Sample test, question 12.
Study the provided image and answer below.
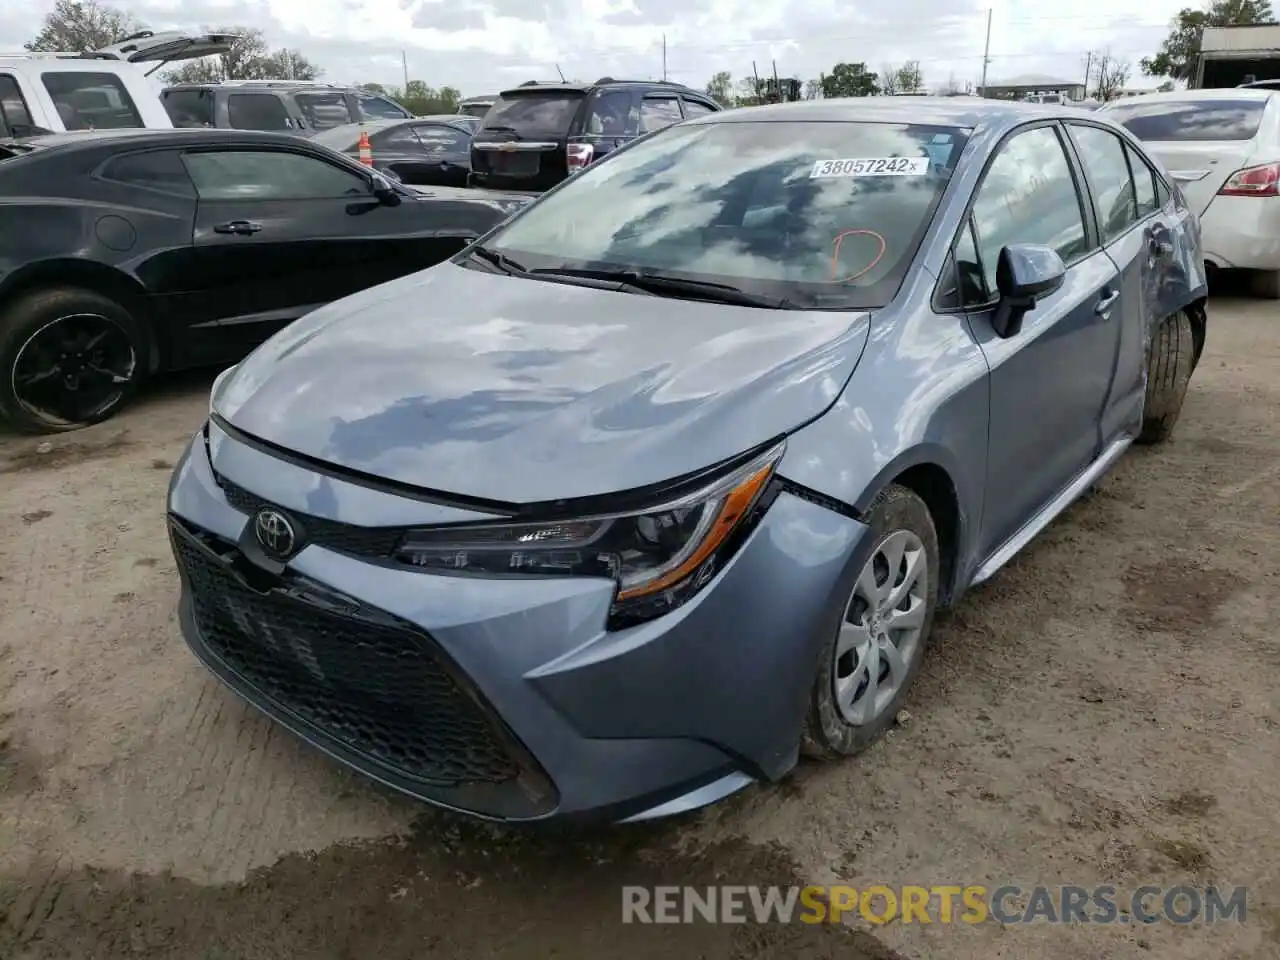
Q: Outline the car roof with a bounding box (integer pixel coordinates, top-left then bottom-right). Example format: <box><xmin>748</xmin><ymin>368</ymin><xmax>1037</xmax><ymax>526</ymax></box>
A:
<box><xmin>685</xmin><ymin>95</ymin><xmax>1089</xmax><ymax>133</ymax></box>
<box><xmin>2</xmin><ymin>127</ymin><xmax>315</xmax><ymax>152</ymax></box>
<box><xmin>496</xmin><ymin>79</ymin><xmax>703</xmax><ymax>97</ymax></box>
<box><xmin>1099</xmin><ymin>88</ymin><xmax>1277</xmax><ymax>106</ymax></box>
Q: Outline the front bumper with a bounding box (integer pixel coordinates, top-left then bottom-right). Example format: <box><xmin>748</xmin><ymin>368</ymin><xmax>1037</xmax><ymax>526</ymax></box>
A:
<box><xmin>167</xmin><ymin>421</ymin><xmax>868</xmax><ymax>823</ymax></box>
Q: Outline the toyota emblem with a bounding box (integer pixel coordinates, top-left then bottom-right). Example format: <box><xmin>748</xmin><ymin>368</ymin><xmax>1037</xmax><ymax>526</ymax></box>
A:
<box><xmin>253</xmin><ymin>508</ymin><xmax>297</xmax><ymax>558</ymax></box>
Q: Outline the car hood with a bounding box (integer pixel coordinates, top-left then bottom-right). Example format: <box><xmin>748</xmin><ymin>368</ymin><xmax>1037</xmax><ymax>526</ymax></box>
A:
<box><xmin>215</xmin><ymin>263</ymin><xmax>870</xmax><ymax>504</ymax></box>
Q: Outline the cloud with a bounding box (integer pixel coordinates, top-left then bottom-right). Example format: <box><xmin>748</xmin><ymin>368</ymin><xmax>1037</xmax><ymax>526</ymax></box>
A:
<box><xmin>4</xmin><ymin>0</ymin><xmax>1189</xmax><ymax>96</ymax></box>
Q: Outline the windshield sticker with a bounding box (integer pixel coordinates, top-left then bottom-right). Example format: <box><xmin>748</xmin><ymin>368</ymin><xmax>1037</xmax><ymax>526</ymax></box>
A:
<box><xmin>809</xmin><ymin>157</ymin><xmax>930</xmax><ymax>178</ymax></box>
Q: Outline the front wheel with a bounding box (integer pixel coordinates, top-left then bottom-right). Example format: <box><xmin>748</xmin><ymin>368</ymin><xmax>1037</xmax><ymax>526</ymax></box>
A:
<box><xmin>801</xmin><ymin>484</ymin><xmax>939</xmax><ymax>760</ymax></box>
<box><xmin>0</xmin><ymin>287</ymin><xmax>143</xmax><ymax>434</ymax></box>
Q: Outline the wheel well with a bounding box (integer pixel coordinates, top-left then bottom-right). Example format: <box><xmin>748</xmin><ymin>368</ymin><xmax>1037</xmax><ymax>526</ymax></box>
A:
<box><xmin>893</xmin><ymin>463</ymin><xmax>961</xmax><ymax>606</ymax></box>
<box><xmin>1185</xmin><ymin>296</ymin><xmax>1207</xmax><ymax>368</ymax></box>
<box><xmin>0</xmin><ymin>260</ymin><xmax>158</xmax><ymax>372</ymax></box>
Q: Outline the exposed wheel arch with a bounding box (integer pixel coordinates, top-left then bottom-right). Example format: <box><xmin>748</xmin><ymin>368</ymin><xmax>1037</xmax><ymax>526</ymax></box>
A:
<box><xmin>0</xmin><ymin>260</ymin><xmax>157</xmax><ymax>373</ymax></box>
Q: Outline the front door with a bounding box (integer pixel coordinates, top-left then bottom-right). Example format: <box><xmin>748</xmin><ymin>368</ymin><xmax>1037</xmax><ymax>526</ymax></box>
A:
<box><xmin>961</xmin><ymin>123</ymin><xmax>1124</xmax><ymax>560</ymax></box>
<box><xmin>180</xmin><ymin>146</ymin><xmax>463</xmax><ymax>357</ymax></box>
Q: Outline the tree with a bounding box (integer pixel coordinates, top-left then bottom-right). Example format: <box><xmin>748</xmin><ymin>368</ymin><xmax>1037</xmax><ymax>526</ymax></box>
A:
<box><xmin>26</xmin><ymin>0</ymin><xmax>140</xmax><ymax>53</ymax></box>
<box><xmin>1142</xmin><ymin>0</ymin><xmax>1273</xmax><ymax>81</ymax></box>
<box><xmin>383</xmin><ymin>82</ymin><xmax>462</xmax><ymax>114</ymax></box>
<box><xmin>936</xmin><ymin>72</ymin><xmax>963</xmax><ymax>95</ymax></box>
<box><xmin>1090</xmin><ymin>50</ymin><xmax>1132</xmax><ymax>100</ymax></box>
<box><xmin>162</xmin><ymin>26</ymin><xmax>321</xmax><ymax>84</ymax></box>
<box><xmin>705</xmin><ymin>71</ymin><xmax>735</xmax><ymax>107</ymax></box>
<box><xmin>895</xmin><ymin>61</ymin><xmax>924</xmax><ymax>94</ymax></box>
<box><xmin>735</xmin><ymin>76</ymin><xmax>763</xmax><ymax>106</ymax></box>
<box><xmin>821</xmin><ymin>62</ymin><xmax>879</xmax><ymax>98</ymax></box>
<box><xmin>879</xmin><ymin>64</ymin><xmax>899</xmax><ymax>95</ymax></box>
<box><xmin>1157</xmin><ymin>79</ymin><xmax>1177</xmax><ymax>91</ymax></box>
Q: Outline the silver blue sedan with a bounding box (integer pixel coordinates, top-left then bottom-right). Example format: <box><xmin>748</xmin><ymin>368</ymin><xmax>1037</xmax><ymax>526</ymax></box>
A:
<box><xmin>169</xmin><ymin>97</ymin><xmax>1208</xmax><ymax>823</ymax></box>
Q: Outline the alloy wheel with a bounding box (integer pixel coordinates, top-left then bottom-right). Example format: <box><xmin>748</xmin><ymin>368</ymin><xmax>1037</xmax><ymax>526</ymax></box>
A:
<box><xmin>834</xmin><ymin>529</ymin><xmax>929</xmax><ymax>726</ymax></box>
<box><xmin>10</xmin><ymin>313</ymin><xmax>137</xmax><ymax>429</ymax></box>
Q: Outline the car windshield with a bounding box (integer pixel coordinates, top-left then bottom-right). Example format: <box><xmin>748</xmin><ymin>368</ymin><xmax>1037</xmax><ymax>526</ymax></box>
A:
<box><xmin>479</xmin><ymin>92</ymin><xmax>584</xmax><ymax>138</ymax></box>
<box><xmin>1104</xmin><ymin>99</ymin><xmax>1267</xmax><ymax>141</ymax></box>
<box><xmin>484</xmin><ymin>120</ymin><xmax>969</xmax><ymax>309</ymax></box>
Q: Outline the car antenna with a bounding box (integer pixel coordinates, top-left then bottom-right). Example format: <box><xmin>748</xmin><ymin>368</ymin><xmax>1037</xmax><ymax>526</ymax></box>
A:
<box><xmin>555</xmin><ymin>63</ymin><xmax>566</xmax><ymax>82</ymax></box>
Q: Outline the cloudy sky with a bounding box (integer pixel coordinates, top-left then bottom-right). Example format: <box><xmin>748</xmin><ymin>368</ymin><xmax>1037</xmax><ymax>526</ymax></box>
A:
<box><xmin>3</xmin><ymin>0</ymin><xmax>1190</xmax><ymax>96</ymax></box>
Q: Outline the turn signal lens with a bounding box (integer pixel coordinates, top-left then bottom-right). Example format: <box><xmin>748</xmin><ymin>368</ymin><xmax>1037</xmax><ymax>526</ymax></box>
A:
<box><xmin>1218</xmin><ymin>161</ymin><xmax>1280</xmax><ymax>197</ymax></box>
<box><xmin>396</xmin><ymin>441</ymin><xmax>785</xmax><ymax>628</ymax></box>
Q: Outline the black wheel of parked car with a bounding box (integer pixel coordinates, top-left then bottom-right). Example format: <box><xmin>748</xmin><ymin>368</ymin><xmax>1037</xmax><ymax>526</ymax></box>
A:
<box><xmin>1136</xmin><ymin>309</ymin><xmax>1195</xmax><ymax>446</ymax></box>
<box><xmin>801</xmin><ymin>484</ymin><xmax>939</xmax><ymax>761</ymax></box>
<box><xmin>0</xmin><ymin>287</ymin><xmax>144</xmax><ymax>435</ymax></box>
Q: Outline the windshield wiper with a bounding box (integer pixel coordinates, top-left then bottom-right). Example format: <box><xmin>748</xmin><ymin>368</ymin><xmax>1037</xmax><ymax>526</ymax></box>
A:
<box><xmin>467</xmin><ymin>245</ymin><xmax>527</xmax><ymax>275</ymax></box>
<box><xmin>528</xmin><ymin>267</ymin><xmax>791</xmax><ymax>308</ymax></box>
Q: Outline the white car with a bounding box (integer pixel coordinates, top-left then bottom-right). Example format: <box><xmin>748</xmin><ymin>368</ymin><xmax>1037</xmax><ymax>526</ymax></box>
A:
<box><xmin>0</xmin><ymin>31</ymin><xmax>234</xmax><ymax>136</ymax></box>
<box><xmin>1100</xmin><ymin>88</ymin><xmax>1280</xmax><ymax>297</ymax></box>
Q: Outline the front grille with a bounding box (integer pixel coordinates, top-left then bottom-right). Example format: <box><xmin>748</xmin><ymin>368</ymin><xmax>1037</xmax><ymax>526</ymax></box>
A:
<box><xmin>215</xmin><ymin>472</ymin><xmax>405</xmax><ymax>558</ymax></box>
<box><xmin>171</xmin><ymin>521</ymin><xmax>524</xmax><ymax>789</ymax></box>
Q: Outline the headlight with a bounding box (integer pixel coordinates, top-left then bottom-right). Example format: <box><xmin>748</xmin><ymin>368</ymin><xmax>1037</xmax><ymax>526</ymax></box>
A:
<box><xmin>209</xmin><ymin>364</ymin><xmax>237</xmax><ymax>417</ymax></box>
<box><xmin>396</xmin><ymin>441</ymin><xmax>784</xmax><ymax>628</ymax></box>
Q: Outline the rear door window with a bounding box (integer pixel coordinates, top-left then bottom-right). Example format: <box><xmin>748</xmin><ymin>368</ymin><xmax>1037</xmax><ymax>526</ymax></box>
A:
<box><xmin>228</xmin><ymin>93</ymin><xmax>292</xmax><ymax>131</ymax></box>
<box><xmin>162</xmin><ymin>89</ymin><xmax>214</xmax><ymax>127</ymax></box>
<box><xmin>413</xmin><ymin>124</ymin><xmax>468</xmax><ymax>152</ymax></box>
<box><xmin>370</xmin><ymin>124</ymin><xmax>422</xmax><ymax>151</ymax></box>
<box><xmin>100</xmin><ymin>150</ymin><xmax>196</xmax><ymax>197</ymax></box>
<box><xmin>41</xmin><ymin>72</ymin><xmax>142</xmax><ymax>130</ymax></box>
<box><xmin>585</xmin><ymin>90</ymin><xmax>636</xmax><ymax>135</ymax></box>
<box><xmin>1105</xmin><ymin>99</ymin><xmax>1267</xmax><ymax>141</ymax></box>
<box><xmin>295</xmin><ymin>92</ymin><xmax>355</xmax><ymax>130</ymax></box>
<box><xmin>1124</xmin><ymin>141</ymin><xmax>1160</xmax><ymax>217</ymax></box>
<box><xmin>639</xmin><ymin>96</ymin><xmax>683</xmax><ymax>133</ymax></box>
<box><xmin>359</xmin><ymin>94</ymin><xmax>411</xmax><ymax>120</ymax></box>
<box><xmin>1068</xmin><ymin>124</ymin><xmax>1139</xmax><ymax>243</ymax></box>
<box><xmin>479</xmin><ymin>92</ymin><xmax>584</xmax><ymax>138</ymax></box>
<box><xmin>0</xmin><ymin>74</ymin><xmax>34</xmax><ymax>136</ymax></box>
<box><xmin>681</xmin><ymin>98</ymin><xmax>716</xmax><ymax>118</ymax></box>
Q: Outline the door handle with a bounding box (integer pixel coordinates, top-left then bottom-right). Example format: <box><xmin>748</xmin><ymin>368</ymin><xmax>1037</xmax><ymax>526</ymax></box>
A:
<box><xmin>213</xmin><ymin>220</ymin><xmax>262</xmax><ymax>235</ymax></box>
<box><xmin>1094</xmin><ymin>288</ymin><xmax>1121</xmax><ymax>315</ymax></box>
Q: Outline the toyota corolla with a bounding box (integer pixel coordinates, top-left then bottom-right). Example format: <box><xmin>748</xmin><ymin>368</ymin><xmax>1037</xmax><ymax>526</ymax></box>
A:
<box><xmin>168</xmin><ymin>98</ymin><xmax>1207</xmax><ymax>823</ymax></box>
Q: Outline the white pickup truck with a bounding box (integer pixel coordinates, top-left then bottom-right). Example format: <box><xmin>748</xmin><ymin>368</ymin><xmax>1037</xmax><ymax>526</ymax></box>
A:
<box><xmin>0</xmin><ymin>31</ymin><xmax>234</xmax><ymax>136</ymax></box>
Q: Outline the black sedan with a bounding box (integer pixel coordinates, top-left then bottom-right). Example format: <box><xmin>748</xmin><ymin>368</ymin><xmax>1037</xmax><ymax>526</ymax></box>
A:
<box><xmin>311</xmin><ymin>116</ymin><xmax>474</xmax><ymax>188</ymax></box>
<box><xmin>0</xmin><ymin>128</ymin><xmax>530</xmax><ymax>433</ymax></box>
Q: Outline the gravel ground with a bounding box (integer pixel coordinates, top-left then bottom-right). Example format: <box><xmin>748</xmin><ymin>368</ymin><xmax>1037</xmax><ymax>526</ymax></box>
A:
<box><xmin>1</xmin><ymin>297</ymin><xmax>1277</xmax><ymax>960</ymax></box>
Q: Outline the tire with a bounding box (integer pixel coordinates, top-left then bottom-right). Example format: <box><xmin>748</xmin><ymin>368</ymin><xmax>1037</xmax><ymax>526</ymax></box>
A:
<box><xmin>0</xmin><ymin>287</ymin><xmax>144</xmax><ymax>435</ymax></box>
<box><xmin>1136</xmin><ymin>309</ymin><xmax>1194</xmax><ymax>446</ymax></box>
<box><xmin>801</xmin><ymin>484</ymin><xmax>940</xmax><ymax>761</ymax></box>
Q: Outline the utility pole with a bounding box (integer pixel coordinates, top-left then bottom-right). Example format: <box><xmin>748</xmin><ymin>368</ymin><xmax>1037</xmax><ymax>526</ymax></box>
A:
<box><xmin>1083</xmin><ymin>51</ymin><xmax>1094</xmax><ymax>98</ymax></box>
<box><xmin>979</xmin><ymin>8</ymin><xmax>992</xmax><ymax>97</ymax></box>
<box><xmin>662</xmin><ymin>34</ymin><xmax>667</xmax><ymax>81</ymax></box>
<box><xmin>401</xmin><ymin>50</ymin><xmax>409</xmax><ymax>89</ymax></box>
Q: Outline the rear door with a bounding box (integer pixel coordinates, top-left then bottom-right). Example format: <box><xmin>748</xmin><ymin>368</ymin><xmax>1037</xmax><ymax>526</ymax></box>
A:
<box><xmin>179</xmin><ymin>145</ymin><xmax>465</xmax><ymax>354</ymax></box>
<box><xmin>470</xmin><ymin>87</ymin><xmax>586</xmax><ymax>190</ymax></box>
<box><xmin>410</xmin><ymin>122</ymin><xmax>470</xmax><ymax>186</ymax></box>
<box><xmin>638</xmin><ymin>93</ymin><xmax>684</xmax><ymax>135</ymax></box>
<box><xmin>1103</xmin><ymin>96</ymin><xmax>1272</xmax><ymax>215</ymax></box>
<box><xmin>577</xmin><ymin>88</ymin><xmax>637</xmax><ymax>167</ymax></box>
<box><xmin>225</xmin><ymin>92</ymin><xmax>299</xmax><ymax>133</ymax></box>
<box><xmin>0</xmin><ymin>72</ymin><xmax>41</xmax><ymax>136</ymax></box>
<box><xmin>1065</xmin><ymin>121</ymin><xmax>1169</xmax><ymax>443</ymax></box>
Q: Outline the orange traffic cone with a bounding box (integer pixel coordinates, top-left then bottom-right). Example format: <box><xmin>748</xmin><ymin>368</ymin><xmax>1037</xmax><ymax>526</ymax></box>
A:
<box><xmin>357</xmin><ymin>128</ymin><xmax>373</xmax><ymax>167</ymax></box>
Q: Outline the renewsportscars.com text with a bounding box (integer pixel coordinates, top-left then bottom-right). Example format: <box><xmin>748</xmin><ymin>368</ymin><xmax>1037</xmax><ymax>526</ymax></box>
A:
<box><xmin>621</xmin><ymin>884</ymin><xmax>1248</xmax><ymax>926</ymax></box>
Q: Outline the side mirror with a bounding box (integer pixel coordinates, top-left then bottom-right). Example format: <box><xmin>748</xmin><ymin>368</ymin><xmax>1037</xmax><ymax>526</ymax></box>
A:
<box><xmin>370</xmin><ymin>171</ymin><xmax>401</xmax><ymax>205</ymax></box>
<box><xmin>991</xmin><ymin>243</ymin><xmax>1066</xmax><ymax>338</ymax></box>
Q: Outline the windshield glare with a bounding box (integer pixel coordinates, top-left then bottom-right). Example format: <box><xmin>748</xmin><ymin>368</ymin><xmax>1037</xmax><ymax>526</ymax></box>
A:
<box><xmin>486</xmin><ymin>120</ymin><xmax>968</xmax><ymax>308</ymax></box>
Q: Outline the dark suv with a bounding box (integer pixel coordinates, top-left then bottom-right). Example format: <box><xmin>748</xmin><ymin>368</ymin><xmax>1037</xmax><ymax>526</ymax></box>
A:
<box><xmin>468</xmin><ymin>78</ymin><xmax>720</xmax><ymax>191</ymax></box>
<box><xmin>160</xmin><ymin>80</ymin><xmax>415</xmax><ymax>136</ymax></box>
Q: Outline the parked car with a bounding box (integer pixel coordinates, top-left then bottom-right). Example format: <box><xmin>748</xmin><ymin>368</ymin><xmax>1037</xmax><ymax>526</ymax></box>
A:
<box><xmin>456</xmin><ymin>95</ymin><xmax>496</xmax><ymax>119</ymax></box>
<box><xmin>161</xmin><ymin>80</ymin><xmax>414</xmax><ymax>136</ymax></box>
<box><xmin>1100</xmin><ymin>88</ymin><xmax>1280</xmax><ymax>296</ymax></box>
<box><xmin>468</xmin><ymin>77</ymin><xmax>720</xmax><ymax>192</ymax></box>
<box><xmin>0</xmin><ymin>128</ymin><xmax>531</xmax><ymax>433</ymax></box>
<box><xmin>311</xmin><ymin>115</ymin><xmax>473</xmax><ymax>187</ymax></box>
<box><xmin>170</xmin><ymin>97</ymin><xmax>1207</xmax><ymax>824</ymax></box>
<box><xmin>0</xmin><ymin>31</ymin><xmax>236</xmax><ymax>136</ymax></box>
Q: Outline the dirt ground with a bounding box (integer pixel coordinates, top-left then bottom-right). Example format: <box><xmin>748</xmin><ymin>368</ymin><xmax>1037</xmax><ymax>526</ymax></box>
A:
<box><xmin>1</xmin><ymin>297</ymin><xmax>1277</xmax><ymax>960</ymax></box>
